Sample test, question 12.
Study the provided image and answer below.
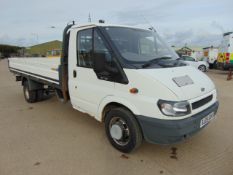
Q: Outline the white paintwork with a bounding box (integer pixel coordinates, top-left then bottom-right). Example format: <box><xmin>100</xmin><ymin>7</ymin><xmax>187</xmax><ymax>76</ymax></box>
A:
<box><xmin>8</xmin><ymin>23</ymin><xmax>218</xmax><ymax>124</ymax></box>
<box><xmin>219</xmin><ymin>33</ymin><xmax>233</xmax><ymax>53</ymax></box>
<box><xmin>68</xmin><ymin>26</ymin><xmax>115</xmax><ymax>117</ymax></box>
<box><xmin>203</xmin><ymin>48</ymin><xmax>219</xmax><ymax>64</ymax></box>
<box><xmin>96</xmin><ymin>67</ymin><xmax>217</xmax><ymax>121</ymax></box>
<box><xmin>187</xmin><ymin>61</ymin><xmax>209</xmax><ymax>70</ymax></box>
<box><xmin>9</xmin><ymin>57</ymin><xmax>59</xmax><ymax>84</ymax></box>
<box><xmin>70</xmin><ymin>23</ymin><xmax>148</xmax><ymax>31</ymax></box>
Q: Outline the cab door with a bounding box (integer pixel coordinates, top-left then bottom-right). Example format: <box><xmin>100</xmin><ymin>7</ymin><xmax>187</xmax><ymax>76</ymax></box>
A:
<box><xmin>68</xmin><ymin>27</ymin><xmax>120</xmax><ymax>117</ymax></box>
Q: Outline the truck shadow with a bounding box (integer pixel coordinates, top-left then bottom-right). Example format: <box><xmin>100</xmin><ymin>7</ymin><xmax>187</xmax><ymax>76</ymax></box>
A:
<box><xmin>37</xmin><ymin>91</ymin><xmax>55</xmax><ymax>102</ymax></box>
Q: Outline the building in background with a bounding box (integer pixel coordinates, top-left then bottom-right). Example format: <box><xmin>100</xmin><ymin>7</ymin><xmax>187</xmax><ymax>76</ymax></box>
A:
<box><xmin>174</xmin><ymin>46</ymin><xmax>192</xmax><ymax>56</ymax></box>
<box><xmin>173</xmin><ymin>45</ymin><xmax>203</xmax><ymax>60</ymax></box>
<box><xmin>26</xmin><ymin>40</ymin><xmax>62</xmax><ymax>57</ymax></box>
<box><xmin>189</xmin><ymin>46</ymin><xmax>204</xmax><ymax>60</ymax></box>
<box><xmin>47</xmin><ymin>49</ymin><xmax>61</xmax><ymax>58</ymax></box>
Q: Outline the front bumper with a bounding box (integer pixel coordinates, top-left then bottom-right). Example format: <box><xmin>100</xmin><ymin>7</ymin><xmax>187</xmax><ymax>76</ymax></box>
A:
<box><xmin>136</xmin><ymin>101</ymin><xmax>219</xmax><ymax>144</ymax></box>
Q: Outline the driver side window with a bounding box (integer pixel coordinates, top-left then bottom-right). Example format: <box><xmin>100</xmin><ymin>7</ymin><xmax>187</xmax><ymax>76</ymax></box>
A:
<box><xmin>76</xmin><ymin>28</ymin><xmax>127</xmax><ymax>84</ymax></box>
<box><xmin>93</xmin><ymin>29</ymin><xmax>121</xmax><ymax>82</ymax></box>
<box><xmin>94</xmin><ymin>30</ymin><xmax>113</xmax><ymax>67</ymax></box>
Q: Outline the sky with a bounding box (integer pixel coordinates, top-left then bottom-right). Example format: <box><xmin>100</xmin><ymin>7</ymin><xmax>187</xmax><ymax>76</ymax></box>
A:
<box><xmin>0</xmin><ymin>0</ymin><xmax>232</xmax><ymax>47</ymax></box>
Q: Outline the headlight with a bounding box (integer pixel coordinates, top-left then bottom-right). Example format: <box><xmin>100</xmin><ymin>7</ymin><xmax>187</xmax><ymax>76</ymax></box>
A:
<box><xmin>157</xmin><ymin>100</ymin><xmax>191</xmax><ymax>117</ymax></box>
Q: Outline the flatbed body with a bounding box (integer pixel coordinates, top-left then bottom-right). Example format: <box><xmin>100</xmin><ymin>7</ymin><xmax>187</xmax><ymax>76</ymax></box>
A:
<box><xmin>9</xmin><ymin>57</ymin><xmax>60</xmax><ymax>85</ymax></box>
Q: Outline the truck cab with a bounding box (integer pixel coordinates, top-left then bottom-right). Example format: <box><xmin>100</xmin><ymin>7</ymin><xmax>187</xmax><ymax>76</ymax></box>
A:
<box><xmin>65</xmin><ymin>23</ymin><xmax>218</xmax><ymax>151</ymax></box>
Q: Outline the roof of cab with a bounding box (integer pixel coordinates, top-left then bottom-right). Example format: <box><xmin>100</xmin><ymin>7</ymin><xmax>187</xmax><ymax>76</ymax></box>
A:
<box><xmin>70</xmin><ymin>23</ymin><xmax>150</xmax><ymax>31</ymax></box>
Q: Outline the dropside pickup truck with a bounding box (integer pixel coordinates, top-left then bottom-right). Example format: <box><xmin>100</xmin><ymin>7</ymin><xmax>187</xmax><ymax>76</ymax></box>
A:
<box><xmin>9</xmin><ymin>22</ymin><xmax>219</xmax><ymax>153</ymax></box>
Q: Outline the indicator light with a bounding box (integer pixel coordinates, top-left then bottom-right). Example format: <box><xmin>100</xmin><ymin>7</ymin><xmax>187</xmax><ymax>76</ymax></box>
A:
<box><xmin>129</xmin><ymin>88</ymin><xmax>139</xmax><ymax>94</ymax></box>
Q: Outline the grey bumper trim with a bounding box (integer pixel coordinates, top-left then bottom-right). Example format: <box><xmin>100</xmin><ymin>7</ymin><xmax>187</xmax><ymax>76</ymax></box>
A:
<box><xmin>136</xmin><ymin>101</ymin><xmax>219</xmax><ymax>144</ymax></box>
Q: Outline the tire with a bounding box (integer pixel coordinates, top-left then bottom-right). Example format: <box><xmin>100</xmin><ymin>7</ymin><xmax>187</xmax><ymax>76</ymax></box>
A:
<box><xmin>209</xmin><ymin>63</ymin><xmax>213</xmax><ymax>69</ymax></box>
<box><xmin>213</xmin><ymin>61</ymin><xmax>217</xmax><ymax>69</ymax></box>
<box><xmin>36</xmin><ymin>89</ymin><xmax>44</xmax><ymax>101</ymax></box>
<box><xmin>198</xmin><ymin>65</ymin><xmax>206</xmax><ymax>72</ymax></box>
<box><xmin>105</xmin><ymin>107</ymin><xmax>142</xmax><ymax>153</ymax></box>
<box><xmin>23</xmin><ymin>81</ymin><xmax>37</xmax><ymax>103</ymax></box>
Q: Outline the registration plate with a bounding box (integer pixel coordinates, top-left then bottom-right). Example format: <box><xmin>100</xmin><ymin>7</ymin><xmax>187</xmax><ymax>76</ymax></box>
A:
<box><xmin>200</xmin><ymin>112</ymin><xmax>215</xmax><ymax>128</ymax></box>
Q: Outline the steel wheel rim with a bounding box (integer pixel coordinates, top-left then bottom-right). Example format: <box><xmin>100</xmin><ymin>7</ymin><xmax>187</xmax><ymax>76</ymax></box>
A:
<box><xmin>199</xmin><ymin>66</ymin><xmax>205</xmax><ymax>72</ymax></box>
<box><xmin>109</xmin><ymin>116</ymin><xmax>130</xmax><ymax>146</ymax></box>
<box><xmin>25</xmin><ymin>87</ymin><xmax>30</xmax><ymax>100</ymax></box>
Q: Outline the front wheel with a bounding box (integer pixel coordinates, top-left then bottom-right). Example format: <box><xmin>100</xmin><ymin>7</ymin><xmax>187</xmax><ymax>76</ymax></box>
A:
<box><xmin>105</xmin><ymin>108</ymin><xmax>142</xmax><ymax>153</ymax></box>
<box><xmin>198</xmin><ymin>65</ymin><xmax>207</xmax><ymax>72</ymax></box>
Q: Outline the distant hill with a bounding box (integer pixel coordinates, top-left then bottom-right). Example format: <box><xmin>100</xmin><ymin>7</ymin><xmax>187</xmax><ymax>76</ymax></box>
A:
<box><xmin>26</xmin><ymin>40</ymin><xmax>62</xmax><ymax>57</ymax></box>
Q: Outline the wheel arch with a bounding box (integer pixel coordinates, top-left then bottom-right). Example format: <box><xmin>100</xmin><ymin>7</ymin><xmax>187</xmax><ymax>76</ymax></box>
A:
<box><xmin>97</xmin><ymin>96</ymin><xmax>140</xmax><ymax>122</ymax></box>
<box><xmin>21</xmin><ymin>76</ymin><xmax>43</xmax><ymax>90</ymax></box>
<box><xmin>198</xmin><ymin>64</ymin><xmax>206</xmax><ymax>68</ymax></box>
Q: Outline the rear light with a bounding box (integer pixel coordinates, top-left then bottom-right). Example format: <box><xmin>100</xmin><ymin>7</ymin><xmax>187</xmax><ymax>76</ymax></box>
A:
<box><xmin>226</xmin><ymin>53</ymin><xmax>230</xmax><ymax>64</ymax></box>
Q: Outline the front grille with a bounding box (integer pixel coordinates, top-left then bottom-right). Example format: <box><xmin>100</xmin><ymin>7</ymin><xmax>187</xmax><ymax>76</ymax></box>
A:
<box><xmin>192</xmin><ymin>95</ymin><xmax>213</xmax><ymax>110</ymax></box>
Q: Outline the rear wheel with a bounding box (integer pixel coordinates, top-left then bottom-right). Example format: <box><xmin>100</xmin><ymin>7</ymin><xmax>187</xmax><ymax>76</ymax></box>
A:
<box><xmin>36</xmin><ymin>89</ymin><xmax>44</xmax><ymax>101</ymax></box>
<box><xmin>105</xmin><ymin>108</ymin><xmax>142</xmax><ymax>153</ymax></box>
<box><xmin>198</xmin><ymin>65</ymin><xmax>206</xmax><ymax>72</ymax></box>
<box><xmin>23</xmin><ymin>81</ymin><xmax>37</xmax><ymax>103</ymax></box>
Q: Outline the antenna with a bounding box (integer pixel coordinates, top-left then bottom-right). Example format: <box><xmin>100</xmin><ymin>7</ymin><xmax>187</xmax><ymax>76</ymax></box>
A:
<box><xmin>88</xmin><ymin>13</ymin><xmax>92</xmax><ymax>23</ymax></box>
<box><xmin>141</xmin><ymin>14</ymin><xmax>156</xmax><ymax>32</ymax></box>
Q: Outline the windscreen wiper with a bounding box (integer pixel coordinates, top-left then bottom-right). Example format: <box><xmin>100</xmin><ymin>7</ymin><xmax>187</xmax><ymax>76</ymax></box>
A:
<box><xmin>142</xmin><ymin>57</ymin><xmax>171</xmax><ymax>68</ymax></box>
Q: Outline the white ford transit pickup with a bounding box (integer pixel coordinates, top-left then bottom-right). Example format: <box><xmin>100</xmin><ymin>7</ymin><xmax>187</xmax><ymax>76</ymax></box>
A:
<box><xmin>9</xmin><ymin>22</ymin><xmax>219</xmax><ymax>153</ymax></box>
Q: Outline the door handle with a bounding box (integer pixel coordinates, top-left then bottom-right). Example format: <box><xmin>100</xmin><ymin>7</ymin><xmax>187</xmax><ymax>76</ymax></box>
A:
<box><xmin>73</xmin><ymin>70</ymin><xmax>77</xmax><ymax>78</ymax></box>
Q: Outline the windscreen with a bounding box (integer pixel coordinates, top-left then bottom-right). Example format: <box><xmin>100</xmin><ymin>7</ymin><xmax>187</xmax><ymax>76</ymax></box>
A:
<box><xmin>104</xmin><ymin>27</ymin><xmax>179</xmax><ymax>63</ymax></box>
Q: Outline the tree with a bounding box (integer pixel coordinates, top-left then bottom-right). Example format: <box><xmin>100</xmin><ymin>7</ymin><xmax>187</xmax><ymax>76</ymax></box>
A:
<box><xmin>0</xmin><ymin>44</ymin><xmax>22</xmax><ymax>58</ymax></box>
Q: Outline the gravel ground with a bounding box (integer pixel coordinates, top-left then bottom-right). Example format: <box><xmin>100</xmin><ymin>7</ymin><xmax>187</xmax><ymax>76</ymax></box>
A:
<box><xmin>0</xmin><ymin>59</ymin><xmax>232</xmax><ymax>175</ymax></box>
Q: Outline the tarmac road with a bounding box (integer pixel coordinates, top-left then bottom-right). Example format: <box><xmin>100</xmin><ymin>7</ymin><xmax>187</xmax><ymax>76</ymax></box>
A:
<box><xmin>0</xmin><ymin>59</ymin><xmax>233</xmax><ymax>175</ymax></box>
